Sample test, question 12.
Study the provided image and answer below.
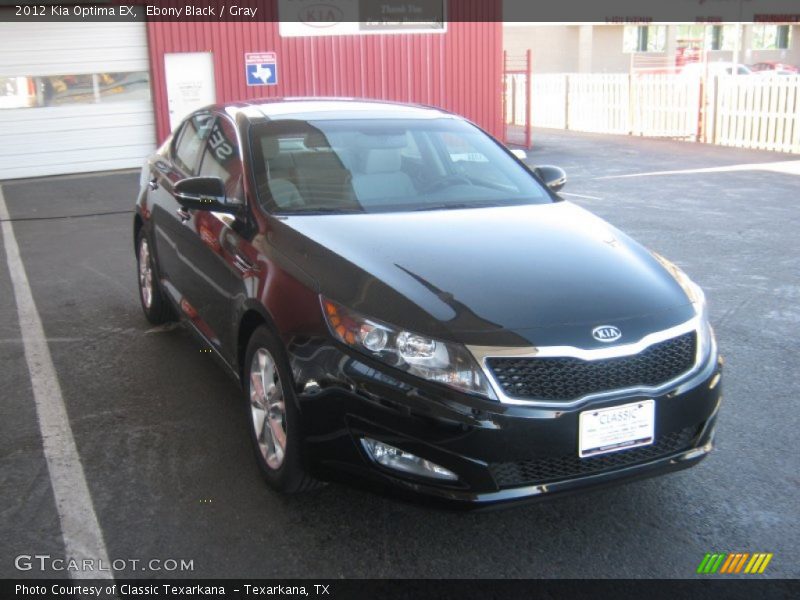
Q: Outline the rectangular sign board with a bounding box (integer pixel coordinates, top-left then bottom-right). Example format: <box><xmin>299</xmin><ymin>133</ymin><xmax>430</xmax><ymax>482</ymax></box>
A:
<box><xmin>278</xmin><ymin>0</ymin><xmax>445</xmax><ymax>37</ymax></box>
<box><xmin>245</xmin><ymin>52</ymin><xmax>278</xmax><ymax>86</ymax></box>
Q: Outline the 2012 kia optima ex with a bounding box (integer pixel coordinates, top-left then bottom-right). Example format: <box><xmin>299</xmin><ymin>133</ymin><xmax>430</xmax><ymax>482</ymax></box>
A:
<box><xmin>133</xmin><ymin>99</ymin><xmax>722</xmax><ymax>506</ymax></box>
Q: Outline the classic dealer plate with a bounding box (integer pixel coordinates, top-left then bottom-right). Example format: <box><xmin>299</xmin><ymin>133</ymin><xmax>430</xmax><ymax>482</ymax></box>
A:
<box><xmin>579</xmin><ymin>399</ymin><xmax>655</xmax><ymax>458</ymax></box>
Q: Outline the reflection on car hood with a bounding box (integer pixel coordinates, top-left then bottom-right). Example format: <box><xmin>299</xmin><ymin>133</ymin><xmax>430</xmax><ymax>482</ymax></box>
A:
<box><xmin>274</xmin><ymin>202</ymin><xmax>695</xmax><ymax>347</ymax></box>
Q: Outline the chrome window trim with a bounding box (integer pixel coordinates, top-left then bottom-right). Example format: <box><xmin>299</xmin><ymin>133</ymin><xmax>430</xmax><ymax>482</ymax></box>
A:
<box><xmin>468</xmin><ymin>317</ymin><xmax>708</xmax><ymax>408</ymax></box>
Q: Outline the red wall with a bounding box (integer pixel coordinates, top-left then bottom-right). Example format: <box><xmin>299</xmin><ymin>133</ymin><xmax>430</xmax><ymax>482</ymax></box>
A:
<box><xmin>146</xmin><ymin>1</ymin><xmax>502</xmax><ymax>142</ymax></box>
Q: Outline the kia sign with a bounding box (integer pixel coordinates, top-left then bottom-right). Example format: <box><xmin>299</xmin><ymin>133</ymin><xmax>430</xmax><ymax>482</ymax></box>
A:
<box><xmin>277</xmin><ymin>0</ymin><xmax>445</xmax><ymax>37</ymax></box>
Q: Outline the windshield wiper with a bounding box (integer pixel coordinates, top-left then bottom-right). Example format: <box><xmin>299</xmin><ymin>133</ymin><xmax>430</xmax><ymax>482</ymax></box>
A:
<box><xmin>413</xmin><ymin>202</ymin><xmax>501</xmax><ymax>212</ymax></box>
<box><xmin>281</xmin><ymin>206</ymin><xmax>364</xmax><ymax>215</ymax></box>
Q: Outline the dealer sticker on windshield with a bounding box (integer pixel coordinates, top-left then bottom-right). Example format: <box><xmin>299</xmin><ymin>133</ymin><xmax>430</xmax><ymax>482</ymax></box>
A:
<box><xmin>579</xmin><ymin>400</ymin><xmax>655</xmax><ymax>458</ymax></box>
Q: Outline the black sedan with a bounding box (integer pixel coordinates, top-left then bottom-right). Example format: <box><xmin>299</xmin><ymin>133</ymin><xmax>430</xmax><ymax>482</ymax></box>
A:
<box><xmin>133</xmin><ymin>99</ymin><xmax>722</xmax><ymax>506</ymax></box>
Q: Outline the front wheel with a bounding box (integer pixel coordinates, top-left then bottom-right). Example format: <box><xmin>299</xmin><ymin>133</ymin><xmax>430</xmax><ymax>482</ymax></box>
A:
<box><xmin>244</xmin><ymin>326</ymin><xmax>320</xmax><ymax>493</ymax></box>
<box><xmin>136</xmin><ymin>229</ymin><xmax>173</xmax><ymax>324</ymax></box>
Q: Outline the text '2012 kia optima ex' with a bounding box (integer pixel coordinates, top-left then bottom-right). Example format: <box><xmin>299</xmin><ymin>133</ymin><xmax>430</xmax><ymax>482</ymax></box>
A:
<box><xmin>134</xmin><ymin>99</ymin><xmax>722</xmax><ymax>506</ymax></box>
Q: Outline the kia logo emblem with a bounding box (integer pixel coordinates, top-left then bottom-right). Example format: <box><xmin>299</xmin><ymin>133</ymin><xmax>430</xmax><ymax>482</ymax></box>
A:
<box><xmin>299</xmin><ymin>4</ymin><xmax>343</xmax><ymax>27</ymax></box>
<box><xmin>592</xmin><ymin>325</ymin><xmax>622</xmax><ymax>343</ymax></box>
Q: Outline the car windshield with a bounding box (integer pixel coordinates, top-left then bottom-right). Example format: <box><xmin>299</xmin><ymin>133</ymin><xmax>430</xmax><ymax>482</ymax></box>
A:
<box><xmin>249</xmin><ymin>117</ymin><xmax>552</xmax><ymax>214</ymax></box>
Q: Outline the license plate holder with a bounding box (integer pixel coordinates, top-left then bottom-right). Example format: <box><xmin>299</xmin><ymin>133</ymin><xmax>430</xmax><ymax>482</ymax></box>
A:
<box><xmin>579</xmin><ymin>400</ymin><xmax>655</xmax><ymax>458</ymax></box>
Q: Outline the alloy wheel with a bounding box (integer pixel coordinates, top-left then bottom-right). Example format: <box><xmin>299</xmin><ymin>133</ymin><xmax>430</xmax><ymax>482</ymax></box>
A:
<box><xmin>249</xmin><ymin>348</ymin><xmax>287</xmax><ymax>470</ymax></box>
<box><xmin>138</xmin><ymin>238</ymin><xmax>153</xmax><ymax>309</ymax></box>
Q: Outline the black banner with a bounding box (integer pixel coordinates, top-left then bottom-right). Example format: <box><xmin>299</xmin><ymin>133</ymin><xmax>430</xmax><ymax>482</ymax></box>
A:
<box><xmin>2</xmin><ymin>579</ymin><xmax>798</xmax><ymax>600</ymax></box>
<box><xmin>0</xmin><ymin>0</ymin><xmax>799</xmax><ymax>23</ymax></box>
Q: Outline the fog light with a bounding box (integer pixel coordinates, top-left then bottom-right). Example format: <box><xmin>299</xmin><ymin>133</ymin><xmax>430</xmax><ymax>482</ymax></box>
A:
<box><xmin>682</xmin><ymin>440</ymin><xmax>714</xmax><ymax>461</ymax></box>
<box><xmin>360</xmin><ymin>438</ymin><xmax>457</xmax><ymax>481</ymax></box>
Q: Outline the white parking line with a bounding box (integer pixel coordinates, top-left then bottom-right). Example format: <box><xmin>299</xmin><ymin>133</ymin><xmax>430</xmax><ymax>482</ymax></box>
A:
<box><xmin>0</xmin><ymin>337</ymin><xmax>84</xmax><ymax>344</ymax></box>
<box><xmin>559</xmin><ymin>192</ymin><xmax>603</xmax><ymax>200</ymax></box>
<box><xmin>595</xmin><ymin>159</ymin><xmax>800</xmax><ymax>179</ymax></box>
<box><xmin>0</xmin><ymin>185</ymin><xmax>112</xmax><ymax>580</ymax></box>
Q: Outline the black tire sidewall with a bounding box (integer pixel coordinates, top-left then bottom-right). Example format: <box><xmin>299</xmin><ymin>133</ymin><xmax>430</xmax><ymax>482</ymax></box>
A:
<box><xmin>243</xmin><ymin>325</ymin><xmax>306</xmax><ymax>492</ymax></box>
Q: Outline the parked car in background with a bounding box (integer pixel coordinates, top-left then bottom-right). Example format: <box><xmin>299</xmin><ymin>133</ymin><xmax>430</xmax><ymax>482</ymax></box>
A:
<box><xmin>680</xmin><ymin>62</ymin><xmax>753</xmax><ymax>77</ymax></box>
<box><xmin>133</xmin><ymin>99</ymin><xmax>722</xmax><ymax>507</ymax></box>
<box><xmin>749</xmin><ymin>61</ymin><xmax>799</xmax><ymax>75</ymax></box>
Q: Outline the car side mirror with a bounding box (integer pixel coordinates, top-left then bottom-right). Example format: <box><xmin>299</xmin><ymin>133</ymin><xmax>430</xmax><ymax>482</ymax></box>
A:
<box><xmin>173</xmin><ymin>177</ymin><xmax>237</xmax><ymax>213</ymax></box>
<box><xmin>510</xmin><ymin>148</ymin><xmax>527</xmax><ymax>160</ymax></box>
<box><xmin>534</xmin><ymin>165</ymin><xmax>567</xmax><ymax>192</ymax></box>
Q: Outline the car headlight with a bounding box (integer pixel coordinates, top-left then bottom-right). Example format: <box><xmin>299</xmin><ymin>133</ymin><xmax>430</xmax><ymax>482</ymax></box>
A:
<box><xmin>682</xmin><ymin>276</ymin><xmax>714</xmax><ymax>363</ymax></box>
<box><xmin>652</xmin><ymin>253</ymin><xmax>714</xmax><ymax>362</ymax></box>
<box><xmin>321</xmin><ymin>297</ymin><xmax>497</xmax><ymax>400</ymax></box>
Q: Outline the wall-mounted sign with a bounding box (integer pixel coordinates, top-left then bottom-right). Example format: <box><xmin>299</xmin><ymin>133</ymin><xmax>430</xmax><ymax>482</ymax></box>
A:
<box><xmin>164</xmin><ymin>52</ymin><xmax>216</xmax><ymax>131</ymax></box>
<box><xmin>245</xmin><ymin>52</ymin><xmax>278</xmax><ymax>86</ymax></box>
<box><xmin>278</xmin><ymin>0</ymin><xmax>445</xmax><ymax>38</ymax></box>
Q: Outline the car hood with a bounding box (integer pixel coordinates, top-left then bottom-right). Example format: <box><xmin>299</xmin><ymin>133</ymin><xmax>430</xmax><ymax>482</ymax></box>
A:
<box><xmin>272</xmin><ymin>202</ymin><xmax>696</xmax><ymax>347</ymax></box>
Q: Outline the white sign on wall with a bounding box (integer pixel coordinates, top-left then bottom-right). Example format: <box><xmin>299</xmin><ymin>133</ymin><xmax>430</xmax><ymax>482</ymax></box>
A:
<box><xmin>277</xmin><ymin>0</ymin><xmax>445</xmax><ymax>37</ymax></box>
<box><xmin>164</xmin><ymin>52</ymin><xmax>216</xmax><ymax>131</ymax></box>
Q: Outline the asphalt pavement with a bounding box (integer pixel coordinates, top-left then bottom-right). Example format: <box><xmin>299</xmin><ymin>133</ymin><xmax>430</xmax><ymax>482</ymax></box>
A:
<box><xmin>1</xmin><ymin>129</ymin><xmax>798</xmax><ymax>579</ymax></box>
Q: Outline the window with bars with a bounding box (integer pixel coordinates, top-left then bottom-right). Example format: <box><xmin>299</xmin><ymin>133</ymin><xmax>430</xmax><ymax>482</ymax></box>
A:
<box><xmin>623</xmin><ymin>26</ymin><xmax>667</xmax><ymax>53</ymax></box>
<box><xmin>0</xmin><ymin>72</ymin><xmax>150</xmax><ymax>109</ymax></box>
<box><xmin>752</xmin><ymin>25</ymin><xmax>792</xmax><ymax>50</ymax></box>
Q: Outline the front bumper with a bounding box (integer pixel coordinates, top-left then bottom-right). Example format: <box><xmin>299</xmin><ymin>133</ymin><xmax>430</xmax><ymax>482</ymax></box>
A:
<box><xmin>291</xmin><ymin>338</ymin><xmax>722</xmax><ymax>507</ymax></box>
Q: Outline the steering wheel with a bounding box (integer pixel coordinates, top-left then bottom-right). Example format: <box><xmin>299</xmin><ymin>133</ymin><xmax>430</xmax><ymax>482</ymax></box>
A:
<box><xmin>419</xmin><ymin>173</ymin><xmax>473</xmax><ymax>193</ymax></box>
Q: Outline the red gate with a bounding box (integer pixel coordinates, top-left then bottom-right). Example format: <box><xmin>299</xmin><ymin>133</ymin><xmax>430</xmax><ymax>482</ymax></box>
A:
<box><xmin>503</xmin><ymin>49</ymin><xmax>532</xmax><ymax>148</ymax></box>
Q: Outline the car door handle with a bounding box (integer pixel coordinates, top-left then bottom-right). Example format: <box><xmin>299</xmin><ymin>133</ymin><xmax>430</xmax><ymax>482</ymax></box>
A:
<box><xmin>233</xmin><ymin>254</ymin><xmax>259</xmax><ymax>273</ymax></box>
<box><xmin>148</xmin><ymin>177</ymin><xmax>159</xmax><ymax>190</ymax></box>
<box><xmin>176</xmin><ymin>207</ymin><xmax>191</xmax><ymax>222</ymax></box>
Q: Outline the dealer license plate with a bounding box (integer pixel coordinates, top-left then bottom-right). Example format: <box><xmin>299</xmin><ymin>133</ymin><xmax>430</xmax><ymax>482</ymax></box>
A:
<box><xmin>578</xmin><ymin>400</ymin><xmax>655</xmax><ymax>458</ymax></box>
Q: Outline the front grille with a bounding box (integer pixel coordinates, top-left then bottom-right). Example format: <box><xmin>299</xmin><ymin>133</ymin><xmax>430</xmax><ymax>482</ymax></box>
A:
<box><xmin>490</xmin><ymin>426</ymin><xmax>698</xmax><ymax>488</ymax></box>
<box><xmin>486</xmin><ymin>331</ymin><xmax>696</xmax><ymax>402</ymax></box>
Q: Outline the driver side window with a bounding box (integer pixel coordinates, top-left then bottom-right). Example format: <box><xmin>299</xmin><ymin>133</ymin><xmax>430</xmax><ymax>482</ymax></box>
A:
<box><xmin>197</xmin><ymin>116</ymin><xmax>243</xmax><ymax>204</ymax></box>
<box><xmin>173</xmin><ymin>113</ymin><xmax>214</xmax><ymax>175</ymax></box>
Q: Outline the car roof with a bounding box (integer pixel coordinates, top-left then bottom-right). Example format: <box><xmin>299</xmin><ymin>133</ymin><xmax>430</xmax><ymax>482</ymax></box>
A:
<box><xmin>216</xmin><ymin>98</ymin><xmax>457</xmax><ymax>123</ymax></box>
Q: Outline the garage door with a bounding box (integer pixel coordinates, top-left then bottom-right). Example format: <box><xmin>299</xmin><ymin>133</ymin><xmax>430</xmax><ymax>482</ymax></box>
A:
<box><xmin>0</xmin><ymin>22</ymin><xmax>156</xmax><ymax>180</ymax></box>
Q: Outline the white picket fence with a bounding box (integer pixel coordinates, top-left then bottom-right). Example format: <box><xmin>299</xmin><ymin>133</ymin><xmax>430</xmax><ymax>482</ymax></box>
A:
<box><xmin>711</xmin><ymin>75</ymin><xmax>800</xmax><ymax>153</ymax></box>
<box><xmin>568</xmin><ymin>74</ymin><xmax>632</xmax><ymax>134</ymax></box>
<box><xmin>504</xmin><ymin>73</ymin><xmax>529</xmax><ymax>127</ymax></box>
<box><xmin>527</xmin><ymin>73</ymin><xmax>700</xmax><ymax>139</ymax></box>
<box><xmin>530</xmin><ymin>74</ymin><xmax>567</xmax><ymax>129</ymax></box>
<box><xmin>519</xmin><ymin>72</ymin><xmax>800</xmax><ymax>154</ymax></box>
<box><xmin>632</xmin><ymin>75</ymin><xmax>701</xmax><ymax>139</ymax></box>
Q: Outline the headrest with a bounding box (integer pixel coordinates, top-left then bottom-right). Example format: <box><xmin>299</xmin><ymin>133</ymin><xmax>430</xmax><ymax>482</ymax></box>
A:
<box><xmin>261</xmin><ymin>136</ymin><xmax>280</xmax><ymax>160</ymax></box>
<box><xmin>354</xmin><ymin>132</ymin><xmax>407</xmax><ymax>150</ymax></box>
<box><xmin>363</xmin><ymin>148</ymin><xmax>402</xmax><ymax>174</ymax></box>
<box><xmin>304</xmin><ymin>130</ymin><xmax>331</xmax><ymax>149</ymax></box>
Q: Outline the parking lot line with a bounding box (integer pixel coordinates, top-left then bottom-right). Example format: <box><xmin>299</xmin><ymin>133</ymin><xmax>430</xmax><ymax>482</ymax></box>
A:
<box><xmin>0</xmin><ymin>185</ymin><xmax>112</xmax><ymax>580</ymax></box>
<box><xmin>560</xmin><ymin>192</ymin><xmax>603</xmax><ymax>200</ymax></box>
<box><xmin>594</xmin><ymin>159</ymin><xmax>800</xmax><ymax>179</ymax></box>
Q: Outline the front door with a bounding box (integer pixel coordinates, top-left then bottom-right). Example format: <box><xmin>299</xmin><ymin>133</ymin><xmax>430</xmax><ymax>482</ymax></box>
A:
<box><xmin>181</xmin><ymin>115</ymin><xmax>255</xmax><ymax>364</ymax></box>
<box><xmin>149</xmin><ymin>112</ymin><xmax>215</xmax><ymax>328</ymax></box>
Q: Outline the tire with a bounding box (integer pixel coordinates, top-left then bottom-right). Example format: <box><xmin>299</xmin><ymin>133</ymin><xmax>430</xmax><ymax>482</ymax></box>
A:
<box><xmin>244</xmin><ymin>325</ymin><xmax>321</xmax><ymax>493</ymax></box>
<box><xmin>135</xmin><ymin>228</ymin><xmax>173</xmax><ymax>325</ymax></box>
